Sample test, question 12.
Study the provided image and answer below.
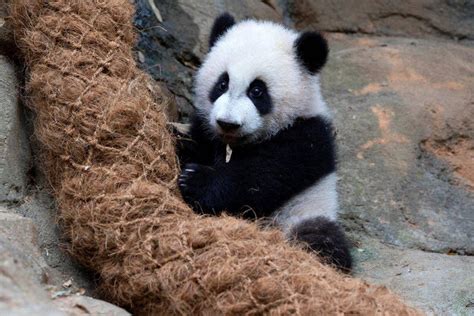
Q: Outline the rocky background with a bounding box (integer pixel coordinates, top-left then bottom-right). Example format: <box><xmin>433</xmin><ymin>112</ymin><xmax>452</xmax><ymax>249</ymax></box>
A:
<box><xmin>1</xmin><ymin>0</ymin><xmax>473</xmax><ymax>315</ymax></box>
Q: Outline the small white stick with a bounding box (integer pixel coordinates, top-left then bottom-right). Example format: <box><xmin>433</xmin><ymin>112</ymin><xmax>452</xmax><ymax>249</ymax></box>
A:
<box><xmin>225</xmin><ymin>144</ymin><xmax>233</xmax><ymax>163</ymax></box>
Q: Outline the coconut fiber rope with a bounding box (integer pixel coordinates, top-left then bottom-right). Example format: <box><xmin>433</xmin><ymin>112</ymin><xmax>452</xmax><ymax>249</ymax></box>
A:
<box><xmin>10</xmin><ymin>0</ymin><xmax>420</xmax><ymax>315</ymax></box>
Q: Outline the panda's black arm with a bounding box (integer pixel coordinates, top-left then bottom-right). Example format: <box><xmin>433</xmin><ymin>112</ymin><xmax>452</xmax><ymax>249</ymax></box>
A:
<box><xmin>179</xmin><ymin>117</ymin><xmax>336</xmax><ymax>218</ymax></box>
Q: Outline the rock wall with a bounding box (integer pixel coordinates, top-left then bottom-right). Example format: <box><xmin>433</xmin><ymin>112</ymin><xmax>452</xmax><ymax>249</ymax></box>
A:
<box><xmin>0</xmin><ymin>207</ymin><xmax>130</xmax><ymax>315</ymax></box>
<box><xmin>324</xmin><ymin>35</ymin><xmax>474</xmax><ymax>255</ymax></box>
<box><xmin>285</xmin><ymin>0</ymin><xmax>474</xmax><ymax>41</ymax></box>
<box><xmin>0</xmin><ymin>55</ymin><xmax>30</xmax><ymax>202</ymax></box>
<box><xmin>324</xmin><ymin>34</ymin><xmax>473</xmax><ymax>314</ymax></box>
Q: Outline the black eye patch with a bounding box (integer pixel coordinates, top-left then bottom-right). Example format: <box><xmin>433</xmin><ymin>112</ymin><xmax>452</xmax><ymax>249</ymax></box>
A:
<box><xmin>247</xmin><ymin>79</ymin><xmax>272</xmax><ymax>115</ymax></box>
<box><xmin>209</xmin><ymin>72</ymin><xmax>229</xmax><ymax>103</ymax></box>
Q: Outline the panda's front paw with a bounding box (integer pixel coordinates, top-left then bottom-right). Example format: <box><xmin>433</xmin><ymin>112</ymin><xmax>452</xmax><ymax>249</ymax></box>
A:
<box><xmin>178</xmin><ymin>163</ymin><xmax>215</xmax><ymax>212</ymax></box>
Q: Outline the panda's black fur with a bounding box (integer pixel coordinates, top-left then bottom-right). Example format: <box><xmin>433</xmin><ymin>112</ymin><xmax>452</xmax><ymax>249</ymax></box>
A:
<box><xmin>176</xmin><ymin>13</ymin><xmax>352</xmax><ymax>272</ymax></box>
<box><xmin>179</xmin><ymin>115</ymin><xmax>335</xmax><ymax>217</ymax></box>
<box><xmin>209</xmin><ymin>13</ymin><xmax>236</xmax><ymax>48</ymax></box>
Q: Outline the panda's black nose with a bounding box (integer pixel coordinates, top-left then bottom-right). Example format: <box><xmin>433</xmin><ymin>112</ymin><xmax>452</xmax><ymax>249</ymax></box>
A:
<box><xmin>217</xmin><ymin>120</ymin><xmax>241</xmax><ymax>132</ymax></box>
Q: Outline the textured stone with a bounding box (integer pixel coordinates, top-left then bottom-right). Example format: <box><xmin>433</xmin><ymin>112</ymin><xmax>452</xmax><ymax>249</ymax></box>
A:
<box><xmin>326</xmin><ymin>35</ymin><xmax>474</xmax><ymax>311</ymax></box>
<box><xmin>0</xmin><ymin>211</ymin><xmax>64</xmax><ymax>315</ymax></box>
<box><xmin>0</xmin><ymin>210</ymin><xmax>50</xmax><ymax>283</ymax></box>
<box><xmin>0</xmin><ymin>55</ymin><xmax>30</xmax><ymax>202</ymax></box>
<box><xmin>13</xmin><ymin>176</ymin><xmax>93</xmax><ymax>291</ymax></box>
<box><xmin>135</xmin><ymin>0</ymin><xmax>283</xmax><ymax>120</ymax></box>
<box><xmin>322</xmin><ymin>34</ymin><xmax>474</xmax><ymax>255</ymax></box>
<box><xmin>353</xmin><ymin>237</ymin><xmax>474</xmax><ymax>315</ymax></box>
<box><xmin>53</xmin><ymin>296</ymin><xmax>130</xmax><ymax>316</ymax></box>
<box><xmin>286</xmin><ymin>0</ymin><xmax>474</xmax><ymax>41</ymax></box>
<box><xmin>0</xmin><ymin>208</ymin><xmax>130</xmax><ymax>315</ymax></box>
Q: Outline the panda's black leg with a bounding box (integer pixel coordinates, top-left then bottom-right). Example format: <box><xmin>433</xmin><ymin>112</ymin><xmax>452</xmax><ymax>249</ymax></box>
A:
<box><xmin>290</xmin><ymin>216</ymin><xmax>352</xmax><ymax>272</ymax></box>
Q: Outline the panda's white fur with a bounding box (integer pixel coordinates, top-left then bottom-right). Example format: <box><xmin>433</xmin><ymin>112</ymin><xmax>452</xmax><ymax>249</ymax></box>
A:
<box><xmin>195</xmin><ymin>20</ymin><xmax>331</xmax><ymax>143</ymax></box>
<box><xmin>274</xmin><ymin>173</ymin><xmax>339</xmax><ymax>233</ymax></box>
<box><xmin>194</xmin><ymin>20</ymin><xmax>338</xmax><ymax>232</ymax></box>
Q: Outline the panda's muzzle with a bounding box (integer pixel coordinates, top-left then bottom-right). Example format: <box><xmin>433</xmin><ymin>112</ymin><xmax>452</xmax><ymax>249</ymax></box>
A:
<box><xmin>216</xmin><ymin>120</ymin><xmax>242</xmax><ymax>133</ymax></box>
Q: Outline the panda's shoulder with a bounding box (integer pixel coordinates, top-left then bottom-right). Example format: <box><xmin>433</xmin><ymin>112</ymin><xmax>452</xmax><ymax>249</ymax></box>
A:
<box><xmin>247</xmin><ymin>115</ymin><xmax>335</xmax><ymax>156</ymax></box>
<box><xmin>277</xmin><ymin>116</ymin><xmax>334</xmax><ymax>142</ymax></box>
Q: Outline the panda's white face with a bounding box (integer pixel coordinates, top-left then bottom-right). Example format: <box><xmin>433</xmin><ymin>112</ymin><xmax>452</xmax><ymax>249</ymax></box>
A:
<box><xmin>194</xmin><ymin>20</ymin><xmax>329</xmax><ymax>145</ymax></box>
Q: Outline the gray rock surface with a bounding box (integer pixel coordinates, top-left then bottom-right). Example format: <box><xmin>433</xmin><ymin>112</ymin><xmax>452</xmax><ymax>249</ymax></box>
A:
<box><xmin>0</xmin><ymin>55</ymin><xmax>30</xmax><ymax>202</ymax></box>
<box><xmin>328</xmin><ymin>35</ymin><xmax>474</xmax><ymax>314</ymax></box>
<box><xmin>0</xmin><ymin>209</ymin><xmax>50</xmax><ymax>284</ymax></box>
<box><xmin>354</xmin><ymin>237</ymin><xmax>474</xmax><ymax>315</ymax></box>
<box><xmin>322</xmin><ymin>34</ymin><xmax>474</xmax><ymax>315</ymax></box>
<box><xmin>13</xmin><ymin>172</ymin><xmax>94</xmax><ymax>291</ymax></box>
<box><xmin>323</xmin><ymin>34</ymin><xmax>474</xmax><ymax>256</ymax></box>
<box><xmin>0</xmin><ymin>208</ymin><xmax>130</xmax><ymax>316</ymax></box>
<box><xmin>53</xmin><ymin>296</ymin><xmax>130</xmax><ymax>316</ymax></box>
<box><xmin>0</xmin><ymin>211</ymin><xmax>58</xmax><ymax>316</ymax></box>
<box><xmin>285</xmin><ymin>0</ymin><xmax>474</xmax><ymax>41</ymax></box>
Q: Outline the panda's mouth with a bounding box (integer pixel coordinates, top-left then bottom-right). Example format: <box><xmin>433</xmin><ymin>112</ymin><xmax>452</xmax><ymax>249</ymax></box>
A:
<box><xmin>219</xmin><ymin>132</ymin><xmax>248</xmax><ymax>145</ymax></box>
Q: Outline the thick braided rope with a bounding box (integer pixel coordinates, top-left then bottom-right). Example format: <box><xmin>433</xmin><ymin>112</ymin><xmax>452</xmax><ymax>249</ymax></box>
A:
<box><xmin>10</xmin><ymin>0</ymin><xmax>420</xmax><ymax>315</ymax></box>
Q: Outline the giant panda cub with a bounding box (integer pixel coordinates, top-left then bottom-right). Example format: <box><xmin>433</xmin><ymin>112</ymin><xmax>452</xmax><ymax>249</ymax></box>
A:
<box><xmin>176</xmin><ymin>13</ymin><xmax>352</xmax><ymax>271</ymax></box>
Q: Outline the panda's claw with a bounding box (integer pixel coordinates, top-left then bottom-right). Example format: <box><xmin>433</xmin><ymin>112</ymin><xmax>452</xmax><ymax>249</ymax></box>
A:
<box><xmin>178</xmin><ymin>163</ymin><xmax>216</xmax><ymax>210</ymax></box>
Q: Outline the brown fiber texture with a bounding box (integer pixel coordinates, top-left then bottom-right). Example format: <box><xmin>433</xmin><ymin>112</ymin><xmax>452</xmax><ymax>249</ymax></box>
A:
<box><xmin>10</xmin><ymin>1</ymin><xmax>421</xmax><ymax>315</ymax></box>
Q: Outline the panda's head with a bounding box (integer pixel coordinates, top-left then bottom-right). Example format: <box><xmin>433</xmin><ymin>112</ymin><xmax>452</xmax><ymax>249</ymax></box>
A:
<box><xmin>194</xmin><ymin>13</ymin><xmax>329</xmax><ymax>145</ymax></box>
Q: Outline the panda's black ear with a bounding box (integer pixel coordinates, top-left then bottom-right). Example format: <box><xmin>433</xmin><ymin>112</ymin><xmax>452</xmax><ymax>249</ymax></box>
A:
<box><xmin>294</xmin><ymin>31</ymin><xmax>329</xmax><ymax>74</ymax></box>
<box><xmin>209</xmin><ymin>13</ymin><xmax>236</xmax><ymax>49</ymax></box>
